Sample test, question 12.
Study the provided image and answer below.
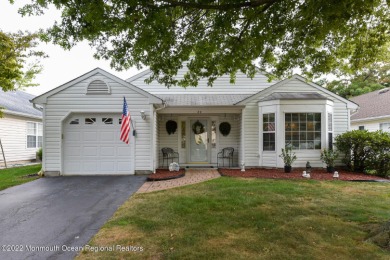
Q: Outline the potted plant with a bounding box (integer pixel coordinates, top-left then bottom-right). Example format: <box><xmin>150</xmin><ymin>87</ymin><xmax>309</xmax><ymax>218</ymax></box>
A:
<box><xmin>320</xmin><ymin>148</ymin><xmax>339</xmax><ymax>173</ymax></box>
<box><xmin>279</xmin><ymin>144</ymin><xmax>297</xmax><ymax>173</ymax></box>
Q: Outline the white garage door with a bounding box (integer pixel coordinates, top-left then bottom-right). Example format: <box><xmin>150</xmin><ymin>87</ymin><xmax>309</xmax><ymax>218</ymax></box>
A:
<box><xmin>63</xmin><ymin>114</ymin><xmax>134</xmax><ymax>175</ymax></box>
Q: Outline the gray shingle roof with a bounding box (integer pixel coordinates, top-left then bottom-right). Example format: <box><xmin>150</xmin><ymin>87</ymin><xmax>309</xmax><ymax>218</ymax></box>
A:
<box><xmin>157</xmin><ymin>94</ymin><xmax>252</xmax><ymax>106</ymax></box>
<box><xmin>0</xmin><ymin>89</ymin><xmax>42</xmax><ymax>118</ymax></box>
<box><xmin>350</xmin><ymin>88</ymin><xmax>390</xmax><ymax>121</ymax></box>
<box><xmin>261</xmin><ymin>92</ymin><xmax>328</xmax><ymax>101</ymax></box>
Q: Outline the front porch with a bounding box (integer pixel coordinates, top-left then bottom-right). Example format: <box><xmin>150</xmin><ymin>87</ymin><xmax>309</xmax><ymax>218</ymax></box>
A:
<box><xmin>155</xmin><ymin>111</ymin><xmax>242</xmax><ymax>169</ymax></box>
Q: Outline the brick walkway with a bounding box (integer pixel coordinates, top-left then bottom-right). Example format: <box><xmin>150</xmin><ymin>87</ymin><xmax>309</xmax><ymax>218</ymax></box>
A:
<box><xmin>137</xmin><ymin>168</ymin><xmax>220</xmax><ymax>193</ymax></box>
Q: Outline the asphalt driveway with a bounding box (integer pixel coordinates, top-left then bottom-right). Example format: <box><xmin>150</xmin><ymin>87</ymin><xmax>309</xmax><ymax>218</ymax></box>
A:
<box><xmin>0</xmin><ymin>175</ymin><xmax>145</xmax><ymax>260</ymax></box>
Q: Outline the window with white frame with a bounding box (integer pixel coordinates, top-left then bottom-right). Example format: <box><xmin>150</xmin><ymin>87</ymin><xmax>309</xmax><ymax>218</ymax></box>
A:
<box><xmin>380</xmin><ymin>123</ymin><xmax>390</xmax><ymax>133</ymax></box>
<box><xmin>27</xmin><ymin>122</ymin><xmax>43</xmax><ymax>148</ymax></box>
<box><xmin>263</xmin><ymin>113</ymin><xmax>276</xmax><ymax>151</ymax></box>
<box><xmin>285</xmin><ymin>113</ymin><xmax>321</xmax><ymax>150</ymax></box>
<box><xmin>328</xmin><ymin>113</ymin><xmax>333</xmax><ymax>150</ymax></box>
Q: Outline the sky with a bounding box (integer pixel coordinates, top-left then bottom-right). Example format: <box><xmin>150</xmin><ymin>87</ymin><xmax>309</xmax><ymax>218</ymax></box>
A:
<box><xmin>0</xmin><ymin>1</ymin><xmax>142</xmax><ymax>96</ymax></box>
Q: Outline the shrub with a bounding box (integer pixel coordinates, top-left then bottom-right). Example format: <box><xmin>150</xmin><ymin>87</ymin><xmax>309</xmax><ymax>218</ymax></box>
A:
<box><xmin>365</xmin><ymin>131</ymin><xmax>390</xmax><ymax>178</ymax></box>
<box><xmin>334</xmin><ymin>130</ymin><xmax>372</xmax><ymax>172</ymax></box>
<box><xmin>320</xmin><ymin>148</ymin><xmax>339</xmax><ymax>167</ymax></box>
<box><xmin>335</xmin><ymin>130</ymin><xmax>390</xmax><ymax>177</ymax></box>
<box><xmin>279</xmin><ymin>144</ymin><xmax>297</xmax><ymax>166</ymax></box>
<box><xmin>37</xmin><ymin>148</ymin><xmax>43</xmax><ymax>161</ymax></box>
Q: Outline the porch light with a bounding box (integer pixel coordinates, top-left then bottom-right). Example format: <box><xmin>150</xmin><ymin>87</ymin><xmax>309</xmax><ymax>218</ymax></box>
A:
<box><xmin>140</xmin><ymin>110</ymin><xmax>146</xmax><ymax>120</ymax></box>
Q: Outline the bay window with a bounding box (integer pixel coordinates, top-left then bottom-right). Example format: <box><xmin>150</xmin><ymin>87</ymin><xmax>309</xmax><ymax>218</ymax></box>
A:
<box><xmin>263</xmin><ymin>113</ymin><xmax>276</xmax><ymax>151</ymax></box>
<box><xmin>285</xmin><ymin>113</ymin><xmax>321</xmax><ymax>150</ymax></box>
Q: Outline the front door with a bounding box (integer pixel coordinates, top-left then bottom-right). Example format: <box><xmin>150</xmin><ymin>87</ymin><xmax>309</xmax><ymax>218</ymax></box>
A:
<box><xmin>189</xmin><ymin>119</ymin><xmax>209</xmax><ymax>163</ymax></box>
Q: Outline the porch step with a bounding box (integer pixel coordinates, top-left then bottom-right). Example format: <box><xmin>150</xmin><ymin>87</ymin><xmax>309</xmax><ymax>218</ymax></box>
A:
<box><xmin>186</xmin><ymin>166</ymin><xmax>215</xmax><ymax>169</ymax></box>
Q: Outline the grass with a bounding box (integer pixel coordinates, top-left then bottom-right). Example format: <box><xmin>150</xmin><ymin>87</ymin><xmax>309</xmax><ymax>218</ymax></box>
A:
<box><xmin>0</xmin><ymin>164</ymin><xmax>41</xmax><ymax>191</ymax></box>
<box><xmin>77</xmin><ymin>178</ymin><xmax>390</xmax><ymax>260</ymax></box>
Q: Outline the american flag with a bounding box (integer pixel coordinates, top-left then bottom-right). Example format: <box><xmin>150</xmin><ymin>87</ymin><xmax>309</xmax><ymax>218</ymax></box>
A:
<box><xmin>120</xmin><ymin>97</ymin><xmax>131</xmax><ymax>144</ymax></box>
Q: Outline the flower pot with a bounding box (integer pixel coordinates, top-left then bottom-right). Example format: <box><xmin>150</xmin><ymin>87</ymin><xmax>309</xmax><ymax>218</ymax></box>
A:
<box><xmin>326</xmin><ymin>166</ymin><xmax>335</xmax><ymax>173</ymax></box>
<box><xmin>284</xmin><ymin>165</ymin><xmax>292</xmax><ymax>173</ymax></box>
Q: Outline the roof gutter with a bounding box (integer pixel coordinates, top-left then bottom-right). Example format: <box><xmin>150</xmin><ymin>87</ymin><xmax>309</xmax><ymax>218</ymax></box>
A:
<box><xmin>154</xmin><ymin>100</ymin><xmax>167</xmax><ymax>112</ymax></box>
<box><xmin>351</xmin><ymin>115</ymin><xmax>390</xmax><ymax>123</ymax></box>
<box><xmin>3</xmin><ymin>110</ymin><xmax>42</xmax><ymax>120</ymax></box>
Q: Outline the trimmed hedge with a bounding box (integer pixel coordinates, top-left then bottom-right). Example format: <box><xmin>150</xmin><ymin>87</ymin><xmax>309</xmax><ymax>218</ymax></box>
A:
<box><xmin>335</xmin><ymin>130</ymin><xmax>390</xmax><ymax>177</ymax></box>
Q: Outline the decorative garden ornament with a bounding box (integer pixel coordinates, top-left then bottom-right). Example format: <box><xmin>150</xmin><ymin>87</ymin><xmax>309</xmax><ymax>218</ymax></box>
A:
<box><xmin>219</xmin><ymin>122</ymin><xmax>231</xmax><ymax>136</ymax></box>
<box><xmin>192</xmin><ymin>120</ymin><xmax>205</xmax><ymax>135</ymax></box>
<box><xmin>169</xmin><ymin>162</ymin><xmax>180</xmax><ymax>172</ymax></box>
<box><xmin>240</xmin><ymin>161</ymin><xmax>245</xmax><ymax>172</ymax></box>
<box><xmin>166</xmin><ymin>120</ymin><xmax>177</xmax><ymax>135</ymax></box>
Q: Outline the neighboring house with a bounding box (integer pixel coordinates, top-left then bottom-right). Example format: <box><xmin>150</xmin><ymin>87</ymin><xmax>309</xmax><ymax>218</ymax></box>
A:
<box><xmin>0</xmin><ymin>90</ymin><xmax>42</xmax><ymax>166</ymax></box>
<box><xmin>350</xmin><ymin>88</ymin><xmax>390</xmax><ymax>132</ymax></box>
<box><xmin>32</xmin><ymin>67</ymin><xmax>357</xmax><ymax>176</ymax></box>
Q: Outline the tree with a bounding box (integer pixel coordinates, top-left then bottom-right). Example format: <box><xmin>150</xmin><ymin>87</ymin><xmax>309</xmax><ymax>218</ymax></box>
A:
<box><xmin>321</xmin><ymin>49</ymin><xmax>390</xmax><ymax>98</ymax></box>
<box><xmin>0</xmin><ymin>30</ymin><xmax>46</xmax><ymax>91</ymax></box>
<box><xmin>16</xmin><ymin>0</ymin><xmax>390</xmax><ymax>87</ymax></box>
<box><xmin>0</xmin><ymin>30</ymin><xmax>46</xmax><ymax>117</ymax></box>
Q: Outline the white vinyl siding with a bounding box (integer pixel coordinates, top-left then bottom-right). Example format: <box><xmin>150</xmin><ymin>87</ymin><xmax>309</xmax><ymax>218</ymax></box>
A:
<box><xmin>380</xmin><ymin>123</ymin><xmax>390</xmax><ymax>132</ymax></box>
<box><xmin>217</xmin><ymin>114</ymin><xmax>240</xmax><ymax>166</ymax></box>
<box><xmin>242</xmin><ymin>101</ymin><xmax>260</xmax><ymax>166</ymax></box>
<box><xmin>0</xmin><ymin>114</ymin><xmax>41</xmax><ymax>163</ymax></box>
<box><xmin>157</xmin><ymin>115</ymin><xmax>180</xmax><ymax>166</ymax></box>
<box><xmin>129</xmin><ymin>69</ymin><xmax>276</xmax><ymax>95</ymax></box>
<box><xmin>351</xmin><ymin>117</ymin><xmax>390</xmax><ymax>132</ymax></box>
<box><xmin>42</xmin><ymin>72</ymin><xmax>153</xmax><ymax>174</ymax></box>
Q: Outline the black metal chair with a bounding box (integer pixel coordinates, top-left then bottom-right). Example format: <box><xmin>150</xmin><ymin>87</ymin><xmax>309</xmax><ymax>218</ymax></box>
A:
<box><xmin>217</xmin><ymin>147</ymin><xmax>234</xmax><ymax>168</ymax></box>
<box><xmin>161</xmin><ymin>147</ymin><xmax>179</xmax><ymax>168</ymax></box>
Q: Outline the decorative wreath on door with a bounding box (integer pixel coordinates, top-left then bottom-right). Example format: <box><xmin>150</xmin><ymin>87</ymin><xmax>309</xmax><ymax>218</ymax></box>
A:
<box><xmin>219</xmin><ymin>122</ymin><xmax>231</xmax><ymax>136</ymax></box>
<box><xmin>192</xmin><ymin>120</ymin><xmax>205</xmax><ymax>135</ymax></box>
<box><xmin>166</xmin><ymin>120</ymin><xmax>177</xmax><ymax>135</ymax></box>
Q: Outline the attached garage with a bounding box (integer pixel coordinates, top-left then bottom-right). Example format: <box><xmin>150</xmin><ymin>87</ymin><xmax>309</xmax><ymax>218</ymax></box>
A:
<box><xmin>63</xmin><ymin>114</ymin><xmax>134</xmax><ymax>175</ymax></box>
<box><xmin>32</xmin><ymin>68</ymin><xmax>162</xmax><ymax>176</ymax></box>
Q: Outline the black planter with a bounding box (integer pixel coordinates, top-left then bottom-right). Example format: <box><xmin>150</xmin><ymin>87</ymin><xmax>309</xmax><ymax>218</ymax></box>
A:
<box><xmin>284</xmin><ymin>165</ymin><xmax>292</xmax><ymax>173</ymax></box>
<box><xmin>326</xmin><ymin>166</ymin><xmax>335</xmax><ymax>173</ymax></box>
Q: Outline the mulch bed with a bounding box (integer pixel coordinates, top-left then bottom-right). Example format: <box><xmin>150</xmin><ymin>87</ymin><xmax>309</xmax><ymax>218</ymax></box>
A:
<box><xmin>219</xmin><ymin>168</ymin><xmax>389</xmax><ymax>182</ymax></box>
<box><xmin>147</xmin><ymin>169</ymin><xmax>186</xmax><ymax>181</ymax></box>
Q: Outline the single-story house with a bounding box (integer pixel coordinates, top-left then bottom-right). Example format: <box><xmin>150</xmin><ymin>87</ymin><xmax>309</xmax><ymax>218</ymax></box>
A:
<box><xmin>350</xmin><ymin>88</ymin><xmax>390</xmax><ymax>132</ymax></box>
<box><xmin>32</xmin><ymin>67</ymin><xmax>358</xmax><ymax>176</ymax></box>
<box><xmin>0</xmin><ymin>89</ymin><xmax>42</xmax><ymax>167</ymax></box>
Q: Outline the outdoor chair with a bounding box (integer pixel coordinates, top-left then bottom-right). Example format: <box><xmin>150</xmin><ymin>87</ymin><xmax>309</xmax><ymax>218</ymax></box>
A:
<box><xmin>217</xmin><ymin>147</ymin><xmax>234</xmax><ymax>168</ymax></box>
<box><xmin>161</xmin><ymin>147</ymin><xmax>179</xmax><ymax>168</ymax></box>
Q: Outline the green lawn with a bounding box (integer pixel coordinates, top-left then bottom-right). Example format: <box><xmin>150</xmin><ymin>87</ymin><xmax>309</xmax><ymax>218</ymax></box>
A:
<box><xmin>78</xmin><ymin>178</ymin><xmax>390</xmax><ymax>260</ymax></box>
<box><xmin>0</xmin><ymin>164</ymin><xmax>42</xmax><ymax>191</ymax></box>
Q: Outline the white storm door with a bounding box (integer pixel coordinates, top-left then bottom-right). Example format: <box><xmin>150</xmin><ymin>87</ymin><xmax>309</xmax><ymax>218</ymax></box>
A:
<box><xmin>189</xmin><ymin>119</ymin><xmax>209</xmax><ymax>163</ymax></box>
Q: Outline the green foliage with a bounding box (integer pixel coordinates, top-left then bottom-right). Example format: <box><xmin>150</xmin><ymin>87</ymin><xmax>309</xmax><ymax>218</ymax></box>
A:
<box><xmin>279</xmin><ymin>144</ymin><xmax>297</xmax><ymax>166</ymax></box>
<box><xmin>14</xmin><ymin>0</ymin><xmax>390</xmax><ymax>87</ymax></box>
<box><xmin>0</xmin><ymin>30</ymin><xmax>46</xmax><ymax>92</ymax></box>
<box><xmin>81</xmin><ymin>178</ymin><xmax>390</xmax><ymax>259</ymax></box>
<box><xmin>0</xmin><ymin>164</ymin><xmax>41</xmax><ymax>191</ymax></box>
<box><xmin>36</xmin><ymin>148</ymin><xmax>43</xmax><ymax>160</ymax></box>
<box><xmin>365</xmin><ymin>131</ymin><xmax>390</xmax><ymax>178</ymax></box>
<box><xmin>326</xmin><ymin>80</ymin><xmax>386</xmax><ymax>99</ymax></box>
<box><xmin>320</xmin><ymin>148</ymin><xmax>339</xmax><ymax>167</ymax></box>
<box><xmin>335</xmin><ymin>130</ymin><xmax>390</xmax><ymax>177</ymax></box>
<box><xmin>322</xmin><ymin>48</ymin><xmax>390</xmax><ymax>98</ymax></box>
